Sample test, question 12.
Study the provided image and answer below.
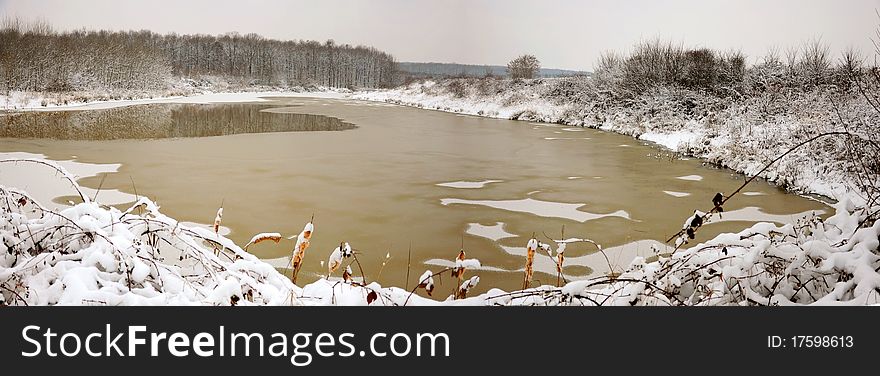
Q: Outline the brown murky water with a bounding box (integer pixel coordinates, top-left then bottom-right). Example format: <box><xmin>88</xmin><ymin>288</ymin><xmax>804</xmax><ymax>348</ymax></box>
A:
<box><xmin>0</xmin><ymin>97</ymin><xmax>828</xmax><ymax>294</ymax></box>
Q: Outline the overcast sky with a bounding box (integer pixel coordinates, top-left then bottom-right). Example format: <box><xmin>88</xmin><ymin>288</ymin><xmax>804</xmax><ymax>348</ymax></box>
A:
<box><xmin>1</xmin><ymin>0</ymin><xmax>877</xmax><ymax>70</ymax></box>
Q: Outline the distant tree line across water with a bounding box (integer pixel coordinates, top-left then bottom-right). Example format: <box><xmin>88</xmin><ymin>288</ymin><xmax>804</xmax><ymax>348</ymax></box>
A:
<box><xmin>0</xmin><ymin>18</ymin><xmax>397</xmax><ymax>93</ymax></box>
<box><xmin>396</xmin><ymin>61</ymin><xmax>589</xmax><ymax>79</ymax></box>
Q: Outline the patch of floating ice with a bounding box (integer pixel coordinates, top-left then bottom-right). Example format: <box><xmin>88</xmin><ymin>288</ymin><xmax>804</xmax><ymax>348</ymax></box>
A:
<box><xmin>676</xmin><ymin>174</ymin><xmax>703</xmax><ymax>181</ymax></box>
<box><xmin>567</xmin><ymin>176</ymin><xmax>582</xmax><ymax>180</ymax></box>
<box><xmin>440</xmin><ymin>197</ymin><xmax>630</xmax><ymax>222</ymax></box>
<box><xmin>179</xmin><ymin>221</ymin><xmax>232</xmax><ymax>237</ymax></box>
<box><xmin>423</xmin><ymin>258</ymin><xmax>508</xmax><ymax>272</ymax></box>
<box><xmin>436</xmin><ymin>180</ymin><xmax>503</xmax><ymax>189</ymax></box>
<box><xmin>618</xmin><ymin>144</ymin><xmax>631</xmax><ymax>147</ymax></box>
<box><xmin>466</xmin><ymin>222</ymin><xmax>517</xmax><ymax>241</ymax></box>
<box><xmin>710</xmin><ymin>207</ymin><xmax>824</xmax><ymax>225</ymax></box>
<box><xmin>526</xmin><ymin>190</ymin><xmax>541</xmax><ymax>195</ymax></box>
<box><xmin>561</xmin><ymin>128</ymin><xmax>585</xmax><ymax>132</ymax></box>
<box><xmin>742</xmin><ymin>191</ymin><xmax>767</xmax><ymax>196</ymax></box>
<box><xmin>543</xmin><ymin>137</ymin><xmax>591</xmax><ymax>140</ymax></box>
<box><xmin>0</xmin><ymin>151</ymin><xmax>137</xmax><ymax>207</ymax></box>
<box><xmin>662</xmin><ymin>190</ymin><xmax>691</xmax><ymax>197</ymax></box>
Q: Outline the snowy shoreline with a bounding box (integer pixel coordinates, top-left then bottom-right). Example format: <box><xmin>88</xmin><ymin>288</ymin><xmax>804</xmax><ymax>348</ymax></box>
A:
<box><xmin>1</xmin><ymin>87</ymin><xmax>350</xmax><ymax>112</ymax></box>
<box><xmin>351</xmin><ymin>79</ymin><xmax>874</xmax><ymax>206</ymax></box>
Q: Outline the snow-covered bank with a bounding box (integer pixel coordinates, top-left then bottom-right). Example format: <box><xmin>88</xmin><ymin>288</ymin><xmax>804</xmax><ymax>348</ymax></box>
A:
<box><xmin>1</xmin><ymin>161</ymin><xmax>877</xmax><ymax>306</ymax></box>
<box><xmin>353</xmin><ymin>79</ymin><xmax>878</xmax><ymax>205</ymax></box>
<box><xmin>1</xmin><ymin>79</ymin><xmax>352</xmax><ymax>111</ymax></box>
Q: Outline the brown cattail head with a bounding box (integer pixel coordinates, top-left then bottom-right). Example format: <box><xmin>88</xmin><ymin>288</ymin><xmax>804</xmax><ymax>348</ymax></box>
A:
<box><xmin>244</xmin><ymin>232</ymin><xmax>282</xmax><ymax>251</ymax></box>
<box><xmin>523</xmin><ymin>238</ymin><xmax>538</xmax><ymax>290</ymax></box>
<box><xmin>342</xmin><ymin>266</ymin><xmax>353</xmax><ymax>284</ymax></box>
<box><xmin>451</xmin><ymin>249</ymin><xmax>466</xmax><ymax>279</ymax></box>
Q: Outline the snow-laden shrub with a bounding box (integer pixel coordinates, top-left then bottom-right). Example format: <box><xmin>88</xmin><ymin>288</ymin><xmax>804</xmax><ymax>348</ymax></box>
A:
<box><xmin>0</xmin><ymin>176</ymin><xmax>296</xmax><ymax>305</ymax></box>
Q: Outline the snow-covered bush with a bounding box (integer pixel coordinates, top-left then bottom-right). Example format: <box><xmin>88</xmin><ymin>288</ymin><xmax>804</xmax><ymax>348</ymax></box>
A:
<box><xmin>0</xmin><ymin>161</ymin><xmax>296</xmax><ymax>305</ymax></box>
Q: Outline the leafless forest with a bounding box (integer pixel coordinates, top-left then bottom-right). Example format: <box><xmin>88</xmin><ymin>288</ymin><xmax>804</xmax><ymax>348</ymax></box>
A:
<box><xmin>0</xmin><ymin>18</ymin><xmax>396</xmax><ymax>93</ymax></box>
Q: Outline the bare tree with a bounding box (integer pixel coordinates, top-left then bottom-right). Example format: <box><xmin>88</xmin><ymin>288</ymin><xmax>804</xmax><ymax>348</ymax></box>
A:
<box><xmin>507</xmin><ymin>54</ymin><xmax>541</xmax><ymax>79</ymax></box>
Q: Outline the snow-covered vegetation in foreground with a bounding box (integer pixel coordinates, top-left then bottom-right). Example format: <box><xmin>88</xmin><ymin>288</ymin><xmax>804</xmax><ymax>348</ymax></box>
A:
<box><xmin>1</xmin><ymin>161</ymin><xmax>877</xmax><ymax>306</ymax></box>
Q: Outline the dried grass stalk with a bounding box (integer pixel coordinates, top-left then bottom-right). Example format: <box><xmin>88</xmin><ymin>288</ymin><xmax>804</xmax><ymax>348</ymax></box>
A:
<box><xmin>523</xmin><ymin>238</ymin><xmax>537</xmax><ymax>289</ymax></box>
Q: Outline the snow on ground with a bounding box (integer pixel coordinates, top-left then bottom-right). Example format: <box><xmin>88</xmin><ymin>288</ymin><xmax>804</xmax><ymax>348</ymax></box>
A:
<box><xmin>1</xmin><ymin>86</ymin><xmax>349</xmax><ymax>111</ymax></box>
<box><xmin>639</xmin><ymin>130</ymin><xmax>701</xmax><ymax>151</ymax></box>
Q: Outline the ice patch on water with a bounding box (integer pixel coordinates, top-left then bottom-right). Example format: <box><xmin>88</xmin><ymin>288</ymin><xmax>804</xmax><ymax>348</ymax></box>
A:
<box><xmin>0</xmin><ymin>151</ymin><xmax>137</xmax><ymax>206</ymax></box>
<box><xmin>466</xmin><ymin>222</ymin><xmax>517</xmax><ymax>241</ymax></box>
<box><xmin>742</xmin><ymin>191</ymin><xmax>767</xmax><ymax>196</ymax></box>
<box><xmin>436</xmin><ymin>180</ymin><xmax>503</xmax><ymax>189</ymax></box>
<box><xmin>662</xmin><ymin>190</ymin><xmax>691</xmax><ymax>197</ymax></box>
<box><xmin>440</xmin><ymin>197</ymin><xmax>630</xmax><ymax>222</ymax></box>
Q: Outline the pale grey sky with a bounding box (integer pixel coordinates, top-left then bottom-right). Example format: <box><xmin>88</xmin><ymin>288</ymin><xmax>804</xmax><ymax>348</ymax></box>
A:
<box><xmin>1</xmin><ymin>0</ymin><xmax>877</xmax><ymax>70</ymax></box>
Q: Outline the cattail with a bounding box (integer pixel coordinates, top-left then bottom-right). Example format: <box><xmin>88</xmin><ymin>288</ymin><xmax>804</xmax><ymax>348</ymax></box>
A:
<box><xmin>290</xmin><ymin>221</ymin><xmax>314</xmax><ymax>284</ymax></box>
<box><xmin>327</xmin><ymin>242</ymin><xmax>351</xmax><ymax>276</ymax></box>
<box><xmin>451</xmin><ymin>250</ymin><xmax>466</xmax><ymax>298</ymax></box>
<box><xmin>523</xmin><ymin>238</ymin><xmax>538</xmax><ymax>289</ymax></box>
<box><xmin>342</xmin><ymin>265</ymin><xmax>353</xmax><ymax>284</ymax></box>
<box><xmin>450</xmin><ymin>250</ymin><xmax>481</xmax><ymax>299</ymax></box>
<box><xmin>555</xmin><ymin>242</ymin><xmax>566</xmax><ymax>287</ymax></box>
<box><xmin>244</xmin><ymin>232</ymin><xmax>282</xmax><ymax>251</ymax></box>
<box><xmin>418</xmin><ymin>270</ymin><xmax>435</xmax><ymax>296</ymax></box>
<box><xmin>212</xmin><ymin>207</ymin><xmax>223</xmax><ymax>255</ymax></box>
<box><xmin>213</xmin><ymin>207</ymin><xmax>223</xmax><ymax>234</ymax></box>
<box><xmin>451</xmin><ymin>250</ymin><xmax>466</xmax><ymax>279</ymax></box>
<box><xmin>457</xmin><ymin>276</ymin><xmax>480</xmax><ymax>299</ymax></box>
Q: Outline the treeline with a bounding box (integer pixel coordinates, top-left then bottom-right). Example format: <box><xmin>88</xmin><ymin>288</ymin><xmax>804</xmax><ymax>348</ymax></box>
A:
<box><xmin>161</xmin><ymin>33</ymin><xmax>395</xmax><ymax>88</ymax></box>
<box><xmin>0</xmin><ymin>18</ymin><xmax>396</xmax><ymax>93</ymax></box>
<box><xmin>593</xmin><ymin>39</ymin><xmax>860</xmax><ymax>96</ymax></box>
